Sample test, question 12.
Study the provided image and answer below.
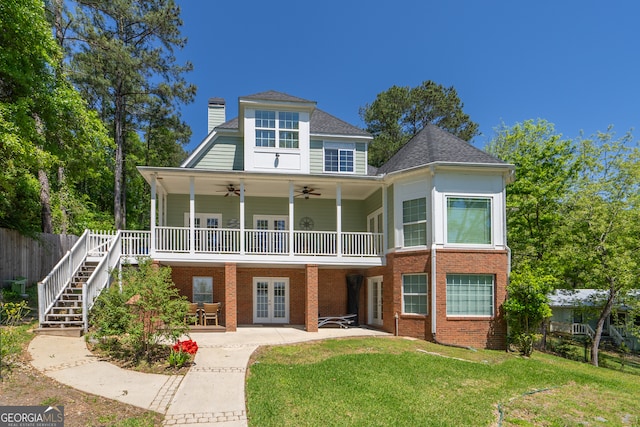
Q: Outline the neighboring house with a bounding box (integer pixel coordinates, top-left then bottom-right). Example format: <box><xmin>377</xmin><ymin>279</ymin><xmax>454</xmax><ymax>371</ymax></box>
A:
<box><xmin>38</xmin><ymin>91</ymin><xmax>514</xmax><ymax>350</ymax></box>
<box><xmin>548</xmin><ymin>289</ymin><xmax>639</xmax><ymax>351</ymax></box>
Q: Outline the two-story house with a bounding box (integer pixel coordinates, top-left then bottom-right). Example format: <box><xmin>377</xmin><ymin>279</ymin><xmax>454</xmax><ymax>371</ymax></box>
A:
<box><xmin>38</xmin><ymin>90</ymin><xmax>514</xmax><ymax>349</ymax></box>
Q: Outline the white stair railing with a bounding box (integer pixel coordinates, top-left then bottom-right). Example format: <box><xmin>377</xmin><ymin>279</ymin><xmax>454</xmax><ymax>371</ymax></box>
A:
<box><xmin>82</xmin><ymin>231</ymin><xmax>122</xmax><ymax>332</ymax></box>
<box><xmin>38</xmin><ymin>230</ymin><xmax>90</xmax><ymax>325</ymax></box>
<box><xmin>572</xmin><ymin>323</ymin><xmax>595</xmax><ymax>339</ymax></box>
<box><xmin>608</xmin><ymin>324</ymin><xmax>625</xmax><ymax>346</ymax></box>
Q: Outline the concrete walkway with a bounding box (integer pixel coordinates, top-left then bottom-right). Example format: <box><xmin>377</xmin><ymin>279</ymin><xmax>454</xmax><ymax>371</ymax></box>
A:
<box><xmin>29</xmin><ymin>327</ymin><xmax>390</xmax><ymax>426</ymax></box>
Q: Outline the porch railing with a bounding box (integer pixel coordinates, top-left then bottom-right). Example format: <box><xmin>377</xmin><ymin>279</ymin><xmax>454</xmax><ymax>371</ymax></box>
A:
<box><xmin>121</xmin><ymin>230</ymin><xmax>151</xmax><ymax>256</ymax></box>
<box><xmin>83</xmin><ymin>232</ymin><xmax>122</xmax><ymax>332</ymax></box>
<box><xmin>608</xmin><ymin>324</ymin><xmax>625</xmax><ymax>346</ymax></box>
<box><xmin>151</xmin><ymin>227</ymin><xmax>383</xmax><ymax>257</ymax></box>
<box><xmin>38</xmin><ymin>230</ymin><xmax>90</xmax><ymax>325</ymax></box>
<box><xmin>572</xmin><ymin>323</ymin><xmax>595</xmax><ymax>339</ymax></box>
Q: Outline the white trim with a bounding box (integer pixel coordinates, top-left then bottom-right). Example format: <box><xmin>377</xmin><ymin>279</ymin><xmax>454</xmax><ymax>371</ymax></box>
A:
<box><xmin>183</xmin><ymin>213</ymin><xmax>222</xmax><ymax>228</ymax></box>
<box><xmin>443</xmin><ymin>194</ymin><xmax>494</xmax><ymax>248</ymax></box>
<box><xmin>181</xmin><ymin>130</ymin><xmax>218</xmax><ymax>168</ymax></box>
<box><xmin>253</xmin><ymin>277</ymin><xmax>290</xmax><ymax>323</ymax></box>
<box><xmin>401</xmin><ymin>273</ymin><xmax>428</xmax><ymax>315</ymax></box>
<box><xmin>192</xmin><ymin>276</ymin><xmax>213</xmax><ymax>303</ymax></box>
<box><xmin>368</xmin><ymin>276</ymin><xmax>383</xmax><ymax>326</ymax></box>
<box><xmin>252</xmin><ymin>215</ymin><xmax>288</xmax><ymax>229</ymax></box>
<box><xmin>323</xmin><ymin>141</ymin><xmax>356</xmax><ymax>174</ymax></box>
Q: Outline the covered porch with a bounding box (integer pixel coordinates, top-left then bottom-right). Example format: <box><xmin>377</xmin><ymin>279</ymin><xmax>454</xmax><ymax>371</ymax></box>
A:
<box><xmin>138</xmin><ymin>167</ymin><xmax>388</xmax><ymax>265</ymax></box>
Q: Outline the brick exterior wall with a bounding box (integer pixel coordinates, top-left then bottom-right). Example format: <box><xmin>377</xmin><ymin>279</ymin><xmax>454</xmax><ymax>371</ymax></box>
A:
<box><xmin>224</xmin><ymin>263</ymin><xmax>237</xmax><ymax>331</ymax></box>
<box><xmin>166</xmin><ymin>247</ymin><xmax>508</xmax><ymax>350</ymax></box>
<box><xmin>434</xmin><ymin>249</ymin><xmax>508</xmax><ymax>350</ymax></box>
<box><xmin>305</xmin><ymin>265</ymin><xmax>318</xmax><ymax>332</ymax></box>
<box><xmin>379</xmin><ymin>249</ymin><xmax>508</xmax><ymax>350</ymax></box>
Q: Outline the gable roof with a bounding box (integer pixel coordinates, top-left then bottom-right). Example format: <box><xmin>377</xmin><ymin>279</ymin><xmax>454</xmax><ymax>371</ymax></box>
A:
<box><xmin>376</xmin><ymin>124</ymin><xmax>506</xmax><ymax>174</ymax></box>
<box><xmin>310</xmin><ymin>109</ymin><xmax>371</xmax><ymax>138</ymax></box>
<box><xmin>239</xmin><ymin>90</ymin><xmax>315</xmax><ymax>104</ymax></box>
<box><xmin>210</xmin><ymin>106</ymin><xmax>370</xmax><ymax>138</ymax></box>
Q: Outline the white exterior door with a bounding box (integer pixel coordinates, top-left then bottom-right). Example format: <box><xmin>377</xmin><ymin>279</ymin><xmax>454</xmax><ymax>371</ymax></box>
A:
<box><xmin>253</xmin><ymin>215</ymin><xmax>288</xmax><ymax>254</ymax></box>
<box><xmin>368</xmin><ymin>276</ymin><xmax>383</xmax><ymax>326</ymax></box>
<box><xmin>253</xmin><ymin>278</ymin><xmax>289</xmax><ymax>323</ymax></box>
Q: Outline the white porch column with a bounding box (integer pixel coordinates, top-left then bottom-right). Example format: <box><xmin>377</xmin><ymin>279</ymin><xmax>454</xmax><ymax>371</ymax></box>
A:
<box><xmin>240</xmin><ymin>180</ymin><xmax>245</xmax><ymax>254</ymax></box>
<box><xmin>336</xmin><ymin>183</ymin><xmax>342</xmax><ymax>257</ymax></box>
<box><xmin>189</xmin><ymin>176</ymin><xmax>195</xmax><ymax>254</ymax></box>
<box><xmin>158</xmin><ymin>188</ymin><xmax>164</xmax><ymax>226</ymax></box>
<box><xmin>382</xmin><ymin>183</ymin><xmax>388</xmax><ymax>254</ymax></box>
<box><xmin>289</xmin><ymin>181</ymin><xmax>295</xmax><ymax>256</ymax></box>
<box><xmin>150</xmin><ymin>174</ymin><xmax>157</xmax><ymax>254</ymax></box>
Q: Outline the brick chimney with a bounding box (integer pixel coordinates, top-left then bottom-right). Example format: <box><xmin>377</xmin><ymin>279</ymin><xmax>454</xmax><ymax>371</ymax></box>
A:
<box><xmin>207</xmin><ymin>97</ymin><xmax>226</xmax><ymax>133</ymax></box>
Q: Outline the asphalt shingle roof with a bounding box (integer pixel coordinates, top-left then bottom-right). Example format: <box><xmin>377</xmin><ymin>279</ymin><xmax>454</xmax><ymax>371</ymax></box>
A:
<box><xmin>215</xmin><ymin>91</ymin><xmax>370</xmax><ymax>138</ymax></box>
<box><xmin>310</xmin><ymin>109</ymin><xmax>370</xmax><ymax>137</ymax></box>
<box><xmin>240</xmin><ymin>90</ymin><xmax>314</xmax><ymax>104</ymax></box>
<box><xmin>376</xmin><ymin>124</ymin><xmax>506</xmax><ymax>174</ymax></box>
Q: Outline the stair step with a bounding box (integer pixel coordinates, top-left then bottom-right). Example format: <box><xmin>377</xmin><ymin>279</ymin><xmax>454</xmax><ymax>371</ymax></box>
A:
<box><xmin>40</xmin><ymin>321</ymin><xmax>84</xmax><ymax>327</ymax></box>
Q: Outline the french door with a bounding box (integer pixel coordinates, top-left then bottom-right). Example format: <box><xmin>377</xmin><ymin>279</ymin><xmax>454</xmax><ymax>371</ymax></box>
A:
<box><xmin>253</xmin><ymin>278</ymin><xmax>289</xmax><ymax>323</ymax></box>
<box><xmin>253</xmin><ymin>215</ymin><xmax>288</xmax><ymax>254</ymax></box>
<box><xmin>368</xmin><ymin>276</ymin><xmax>383</xmax><ymax>326</ymax></box>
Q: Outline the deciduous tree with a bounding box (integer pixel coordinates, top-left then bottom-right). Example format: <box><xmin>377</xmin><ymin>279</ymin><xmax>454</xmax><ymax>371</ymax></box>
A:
<box><xmin>486</xmin><ymin>120</ymin><xmax>578</xmax><ymax>271</ymax></box>
<box><xmin>559</xmin><ymin>129</ymin><xmax>639</xmax><ymax>366</ymax></box>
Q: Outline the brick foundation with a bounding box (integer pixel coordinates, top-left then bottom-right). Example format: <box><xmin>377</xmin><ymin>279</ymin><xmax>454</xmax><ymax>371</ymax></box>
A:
<box><xmin>167</xmin><ymin>247</ymin><xmax>508</xmax><ymax>349</ymax></box>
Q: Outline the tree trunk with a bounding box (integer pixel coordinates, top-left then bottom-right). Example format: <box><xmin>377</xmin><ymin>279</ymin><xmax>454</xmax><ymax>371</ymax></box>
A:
<box><xmin>57</xmin><ymin>167</ymin><xmax>68</xmax><ymax>234</ymax></box>
<box><xmin>38</xmin><ymin>169</ymin><xmax>53</xmax><ymax>234</ymax></box>
<box><xmin>590</xmin><ymin>289</ymin><xmax>615</xmax><ymax>367</ymax></box>
<box><xmin>114</xmin><ymin>88</ymin><xmax>125</xmax><ymax>230</ymax></box>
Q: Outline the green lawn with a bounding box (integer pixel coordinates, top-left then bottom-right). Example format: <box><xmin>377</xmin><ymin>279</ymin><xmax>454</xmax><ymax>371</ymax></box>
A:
<box><xmin>246</xmin><ymin>337</ymin><xmax>640</xmax><ymax>427</ymax></box>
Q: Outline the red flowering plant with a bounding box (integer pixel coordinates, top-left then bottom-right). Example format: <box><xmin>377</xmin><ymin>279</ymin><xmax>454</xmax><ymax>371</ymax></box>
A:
<box><xmin>169</xmin><ymin>339</ymin><xmax>198</xmax><ymax>368</ymax></box>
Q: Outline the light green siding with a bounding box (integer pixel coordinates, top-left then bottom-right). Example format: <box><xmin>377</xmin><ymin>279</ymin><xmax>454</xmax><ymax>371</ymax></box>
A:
<box><xmin>166</xmin><ymin>194</ymin><xmax>240</xmax><ymax>227</ymax></box>
<box><xmin>364</xmin><ymin>188</ymin><xmax>382</xmax><ymax>216</ymax></box>
<box><xmin>310</xmin><ymin>140</ymin><xmax>324</xmax><ymax>174</ymax></box>
<box><xmin>309</xmin><ymin>140</ymin><xmax>368</xmax><ymax>176</ymax></box>
<box><xmin>166</xmin><ymin>195</ymin><xmax>368</xmax><ymax>232</ymax></box>
<box><xmin>355</xmin><ymin>143</ymin><xmax>367</xmax><ymax>175</ymax></box>
<box><xmin>386</xmin><ymin>185</ymin><xmax>395</xmax><ymax>248</ymax></box>
<box><xmin>192</xmin><ymin>135</ymin><xmax>243</xmax><ymax>170</ymax></box>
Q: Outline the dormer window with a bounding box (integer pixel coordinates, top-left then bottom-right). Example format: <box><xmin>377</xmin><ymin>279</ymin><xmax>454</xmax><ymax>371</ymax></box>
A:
<box><xmin>255</xmin><ymin>110</ymin><xmax>299</xmax><ymax>148</ymax></box>
<box><xmin>324</xmin><ymin>142</ymin><xmax>355</xmax><ymax>173</ymax></box>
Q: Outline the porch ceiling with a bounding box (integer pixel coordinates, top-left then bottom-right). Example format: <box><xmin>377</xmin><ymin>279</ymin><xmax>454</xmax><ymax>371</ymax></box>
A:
<box><xmin>139</xmin><ymin>167</ymin><xmax>383</xmax><ymax>200</ymax></box>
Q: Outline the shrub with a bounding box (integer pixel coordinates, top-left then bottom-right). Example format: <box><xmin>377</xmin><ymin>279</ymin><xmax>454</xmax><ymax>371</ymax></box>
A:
<box><xmin>504</xmin><ymin>264</ymin><xmax>557</xmax><ymax>356</ymax></box>
<box><xmin>88</xmin><ymin>258</ymin><xmax>189</xmax><ymax>363</ymax></box>
<box><xmin>0</xmin><ymin>301</ymin><xmax>31</xmax><ymax>325</ymax></box>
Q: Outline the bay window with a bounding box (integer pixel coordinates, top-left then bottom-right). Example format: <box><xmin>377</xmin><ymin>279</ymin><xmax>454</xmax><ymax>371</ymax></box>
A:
<box><xmin>446</xmin><ymin>197</ymin><xmax>491</xmax><ymax>245</ymax></box>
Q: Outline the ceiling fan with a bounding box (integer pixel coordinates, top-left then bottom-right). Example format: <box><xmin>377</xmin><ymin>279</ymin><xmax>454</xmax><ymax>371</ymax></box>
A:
<box><xmin>296</xmin><ymin>186</ymin><xmax>321</xmax><ymax>199</ymax></box>
<box><xmin>217</xmin><ymin>184</ymin><xmax>241</xmax><ymax>197</ymax></box>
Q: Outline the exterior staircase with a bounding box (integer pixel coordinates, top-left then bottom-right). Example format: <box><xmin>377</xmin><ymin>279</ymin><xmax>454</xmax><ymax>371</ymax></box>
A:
<box><xmin>36</xmin><ymin>229</ymin><xmax>150</xmax><ymax>336</ymax></box>
<box><xmin>36</xmin><ymin>261</ymin><xmax>99</xmax><ymax>336</ymax></box>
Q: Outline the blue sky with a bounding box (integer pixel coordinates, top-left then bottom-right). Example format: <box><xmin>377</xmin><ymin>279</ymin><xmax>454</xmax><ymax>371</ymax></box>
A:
<box><xmin>175</xmin><ymin>1</ymin><xmax>639</xmax><ymax>153</ymax></box>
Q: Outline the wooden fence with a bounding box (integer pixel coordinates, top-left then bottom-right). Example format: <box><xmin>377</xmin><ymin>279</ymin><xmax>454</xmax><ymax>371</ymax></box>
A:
<box><xmin>0</xmin><ymin>228</ymin><xmax>79</xmax><ymax>288</ymax></box>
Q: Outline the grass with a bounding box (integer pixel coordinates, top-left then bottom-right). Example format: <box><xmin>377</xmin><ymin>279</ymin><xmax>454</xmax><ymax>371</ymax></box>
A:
<box><xmin>246</xmin><ymin>337</ymin><xmax>640</xmax><ymax>427</ymax></box>
<box><xmin>1</xmin><ymin>322</ymin><xmax>162</xmax><ymax>427</ymax></box>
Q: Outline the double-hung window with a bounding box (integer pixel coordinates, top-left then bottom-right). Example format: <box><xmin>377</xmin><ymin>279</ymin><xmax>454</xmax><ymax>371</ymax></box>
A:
<box><xmin>255</xmin><ymin>110</ymin><xmax>299</xmax><ymax>148</ymax></box>
<box><xmin>403</xmin><ymin>198</ymin><xmax>427</xmax><ymax>246</ymax></box>
<box><xmin>446</xmin><ymin>274</ymin><xmax>494</xmax><ymax>316</ymax></box>
<box><xmin>446</xmin><ymin>197</ymin><xmax>491</xmax><ymax>245</ymax></box>
<box><xmin>402</xmin><ymin>274</ymin><xmax>427</xmax><ymax>315</ymax></box>
<box><xmin>193</xmin><ymin>277</ymin><xmax>213</xmax><ymax>304</ymax></box>
<box><xmin>324</xmin><ymin>142</ymin><xmax>354</xmax><ymax>173</ymax></box>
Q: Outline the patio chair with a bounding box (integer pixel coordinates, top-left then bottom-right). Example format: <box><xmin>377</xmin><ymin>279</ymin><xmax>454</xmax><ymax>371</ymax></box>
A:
<box><xmin>185</xmin><ymin>303</ymin><xmax>200</xmax><ymax>326</ymax></box>
<box><xmin>201</xmin><ymin>302</ymin><xmax>221</xmax><ymax>326</ymax></box>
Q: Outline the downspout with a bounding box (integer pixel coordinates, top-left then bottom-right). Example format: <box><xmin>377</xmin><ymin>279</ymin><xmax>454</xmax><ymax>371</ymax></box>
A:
<box><xmin>431</xmin><ymin>243</ymin><xmax>437</xmax><ymax>338</ymax></box>
<box><xmin>430</xmin><ymin>166</ymin><xmax>437</xmax><ymax>340</ymax></box>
